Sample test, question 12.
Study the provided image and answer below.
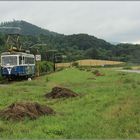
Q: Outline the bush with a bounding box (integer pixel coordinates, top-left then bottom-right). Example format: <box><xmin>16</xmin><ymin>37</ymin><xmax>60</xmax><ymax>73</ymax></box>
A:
<box><xmin>56</xmin><ymin>68</ymin><xmax>64</xmax><ymax>72</ymax></box>
<box><xmin>78</xmin><ymin>67</ymin><xmax>86</xmax><ymax>71</ymax></box>
<box><xmin>36</xmin><ymin>61</ymin><xmax>53</xmax><ymax>74</ymax></box>
<box><xmin>0</xmin><ymin>76</ymin><xmax>4</xmax><ymax>81</ymax></box>
<box><xmin>72</xmin><ymin>62</ymin><xmax>79</xmax><ymax>67</ymax></box>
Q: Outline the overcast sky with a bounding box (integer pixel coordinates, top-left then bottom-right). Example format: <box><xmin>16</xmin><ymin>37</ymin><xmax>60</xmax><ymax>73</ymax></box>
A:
<box><xmin>0</xmin><ymin>1</ymin><xmax>140</xmax><ymax>44</ymax></box>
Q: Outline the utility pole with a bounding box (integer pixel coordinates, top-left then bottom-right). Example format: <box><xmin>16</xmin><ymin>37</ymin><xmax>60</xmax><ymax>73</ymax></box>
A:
<box><xmin>35</xmin><ymin>49</ymin><xmax>41</xmax><ymax>77</ymax></box>
<box><xmin>46</xmin><ymin>50</ymin><xmax>57</xmax><ymax>72</ymax></box>
<box><xmin>53</xmin><ymin>53</ymin><xmax>56</xmax><ymax>72</ymax></box>
<box><xmin>30</xmin><ymin>44</ymin><xmax>46</xmax><ymax>77</ymax></box>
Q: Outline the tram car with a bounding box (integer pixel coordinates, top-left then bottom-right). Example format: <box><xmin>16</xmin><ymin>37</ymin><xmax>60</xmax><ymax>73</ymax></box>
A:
<box><xmin>0</xmin><ymin>51</ymin><xmax>35</xmax><ymax>79</ymax></box>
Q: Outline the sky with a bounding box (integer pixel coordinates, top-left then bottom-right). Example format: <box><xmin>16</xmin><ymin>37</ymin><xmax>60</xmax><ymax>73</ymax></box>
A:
<box><xmin>0</xmin><ymin>1</ymin><xmax>140</xmax><ymax>44</ymax></box>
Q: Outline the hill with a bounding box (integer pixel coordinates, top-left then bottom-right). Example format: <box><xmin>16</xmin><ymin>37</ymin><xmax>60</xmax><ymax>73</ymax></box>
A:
<box><xmin>0</xmin><ymin>20</ymin><xmax>140</xmax><ymax>64</ymax></box>
<box><xmin>0</xmin><ymin>20</ymin><xmax>59</xmax><ymax>36</ymax></box>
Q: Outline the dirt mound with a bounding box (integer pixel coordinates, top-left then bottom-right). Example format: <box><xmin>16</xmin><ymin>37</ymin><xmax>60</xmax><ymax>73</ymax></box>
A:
<box><xmin>95</xmin><ymin>72</ymin><xmax>105</xmax><ymax>76</ymax></box>
<box><xmin>45</xmin><ymin>87</ymin><xmax>78</xmax><ymax>99</ymax></box>
<box><xmin>0</xmin><ymin>102</ymin><xmax>55</xmax><ymax>121</ymax></box>
<box><xmin>92</xmin><ymin>70</ymin><xmax>105</xmax><ymax>76</ymax></box>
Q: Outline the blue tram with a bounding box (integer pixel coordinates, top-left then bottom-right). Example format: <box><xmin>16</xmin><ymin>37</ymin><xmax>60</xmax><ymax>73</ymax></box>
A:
<box><xmin>0</xmin><ymin>52</ymin><xmax>35</xmax><ymax>79</ymax></box>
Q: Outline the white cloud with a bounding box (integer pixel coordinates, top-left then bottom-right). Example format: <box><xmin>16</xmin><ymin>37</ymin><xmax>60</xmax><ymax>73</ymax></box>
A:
<box><xmin>0</xmin><ymin>1</ymin><xmax>140</xmax><ymax>43</ymax></box>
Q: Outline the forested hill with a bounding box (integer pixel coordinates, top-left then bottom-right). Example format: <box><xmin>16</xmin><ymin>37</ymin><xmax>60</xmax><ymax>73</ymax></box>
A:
<box><xmin>0</xmin><ymin>20</ymin><xmax>59</xmax><ymax>36</ymax></box>
<box><xmin>0</xmin><ymin>20</ymin><xmax>140</xmax><ymax>64</ymax></box>
<box><xmin>0</xmin><ymin>20</ymin><xmax>114</xmax><ymax>50</ymax></box>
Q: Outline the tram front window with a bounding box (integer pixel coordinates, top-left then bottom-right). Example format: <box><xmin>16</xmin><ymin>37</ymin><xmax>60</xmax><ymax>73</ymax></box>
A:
<box><xmin>1</xmin><ymin>56</ymin><xmax>17</xmax><ymax>66</ymax></box>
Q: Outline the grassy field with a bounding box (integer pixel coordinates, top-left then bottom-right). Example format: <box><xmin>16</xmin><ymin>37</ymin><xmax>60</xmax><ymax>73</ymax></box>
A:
<box><xmin>0</xmin><ymin>68</ymin><xmax>139</xmax><ymax>138</ymax></box>
<box><xmin>55</xmin><ymin>59</ymin><xmax>124</xmax><ymax>68</ymax></box>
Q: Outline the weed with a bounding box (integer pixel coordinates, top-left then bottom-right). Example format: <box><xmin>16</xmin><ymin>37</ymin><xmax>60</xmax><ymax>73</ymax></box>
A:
<box><xmin>123</xmin><ymin>66</ymin><xmax>132</xmax><ymax>70</ymax></box>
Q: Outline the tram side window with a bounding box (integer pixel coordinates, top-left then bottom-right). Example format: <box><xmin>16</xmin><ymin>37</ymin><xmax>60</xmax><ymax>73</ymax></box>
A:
<box><xmin>25</xmin><ymin>57</ymin><xmax>29</xmax><ymax>64</ymax></box>
<box><xmin>30</xmin><ymin>58</ymin><xmax>34</xmax><ymax>64</ymax></box>
<box><xmin>25</xmin><ymin>57</ymin><xmax>34</xmax><ymax>64</ymax></box>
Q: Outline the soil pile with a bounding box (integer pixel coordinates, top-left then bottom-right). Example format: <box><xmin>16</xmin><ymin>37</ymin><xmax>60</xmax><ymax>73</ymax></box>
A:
<box><xmin>0</xmin><ymin>102</ymin><xmax>55</xmax><ymax>121</ymax></box>
<box><xmin>45</xmin><ymin>87</ymin><xmax>78</xmax><ymax>99</ymax></box>
<box><xmin>95</xmin><ymin>72</ymin><xmax>105</xmax><ymax>76</ymax></box>
<box><xmin>92</xmin><ymin>70</ymin><xmax>105</xmax><ymax>76</ymax></box>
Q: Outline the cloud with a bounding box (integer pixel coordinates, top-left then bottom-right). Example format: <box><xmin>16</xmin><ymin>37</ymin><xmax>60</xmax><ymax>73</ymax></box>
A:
<box><xmin>0</xmin><ymin>1</ymin><xmax>140</xmax><ymax>43</ymax></box>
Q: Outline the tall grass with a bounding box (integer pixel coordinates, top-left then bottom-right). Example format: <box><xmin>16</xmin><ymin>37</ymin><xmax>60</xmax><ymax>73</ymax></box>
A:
<box><xmin>0</xmin><ymin>68</ymin><xmax>139</xmax><ymax>138</ymax></box>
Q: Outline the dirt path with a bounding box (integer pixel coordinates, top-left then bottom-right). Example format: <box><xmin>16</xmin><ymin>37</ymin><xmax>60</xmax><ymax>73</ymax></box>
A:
<box><xmin>118</xmin><ymin>70</ymin><xmax>140</xmax><ymax>74</ymax></box>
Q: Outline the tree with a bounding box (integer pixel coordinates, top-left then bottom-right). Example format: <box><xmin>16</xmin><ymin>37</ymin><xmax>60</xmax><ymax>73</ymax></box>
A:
<box><xmin>84</xmin><ymin>48</ymin><xmax>99</xmax><ymax>59</ymax></box>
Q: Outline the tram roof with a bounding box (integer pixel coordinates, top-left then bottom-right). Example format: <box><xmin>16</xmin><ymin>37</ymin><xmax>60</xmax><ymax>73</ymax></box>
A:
<box><xmin>1</xmin><ymin>52</ymin><xmax>34</xmax><ymax>57</ymax></box>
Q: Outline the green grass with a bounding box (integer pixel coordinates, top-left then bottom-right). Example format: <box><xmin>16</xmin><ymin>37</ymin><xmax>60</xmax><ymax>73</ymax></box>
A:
<box><xmin>0</xmin><ymin>68</ymin><xmax>139</xmax><ymax>138</ymax></box>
